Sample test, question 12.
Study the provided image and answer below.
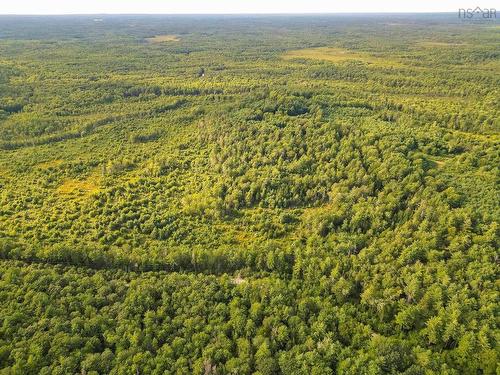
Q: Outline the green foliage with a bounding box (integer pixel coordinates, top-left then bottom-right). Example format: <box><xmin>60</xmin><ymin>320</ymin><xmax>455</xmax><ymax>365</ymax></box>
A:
<box><xmin>0</xmin><ymin>14</ymin><xmax>498</xmax><ymax>374</ymax></box>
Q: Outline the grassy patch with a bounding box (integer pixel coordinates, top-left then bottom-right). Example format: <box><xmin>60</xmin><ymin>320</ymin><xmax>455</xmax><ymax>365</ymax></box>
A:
<box><xmin>427</xmin><ymin>156</ymin><xmax>448</xmax><ymax>169</ymax></box>
<box><xmin>417</xmin><ymin>41</ymin><xmax>468</xmax><ymax>48</ymax></box>
<box><xmin>282</xmin><ymin>47</ymin><xmax>402</xmax><ymax>67</ymax></box>
<box><xmin>37</xmin><ymin>159</ymin><xmax>64</xmax><ymax>169</ymax></box>
<box><xmin>56</xmin><ymin>175</ymin><xmax>100</xmax><ymax>197</ymax></box>
<box><xmin>145</xmin><ymin>35</ymin><xmax>180</xmax><ymax>43</ymax></box>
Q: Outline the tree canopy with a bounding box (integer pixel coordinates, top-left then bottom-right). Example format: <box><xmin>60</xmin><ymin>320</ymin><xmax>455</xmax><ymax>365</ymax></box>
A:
<box><xmin>0</xmin><ymin>14</ymin><xmax>498</xmax><ymax>374</ymax></box>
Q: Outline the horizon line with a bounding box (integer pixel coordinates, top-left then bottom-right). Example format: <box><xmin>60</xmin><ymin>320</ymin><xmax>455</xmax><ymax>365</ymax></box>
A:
<box><xmin>0</xmin><ymin>11</ymin><xmax>462</xmax><ymax>16</ymax></box>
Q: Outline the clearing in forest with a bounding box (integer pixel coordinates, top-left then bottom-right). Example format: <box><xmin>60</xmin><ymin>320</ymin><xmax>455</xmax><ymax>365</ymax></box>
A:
<box><xmin>145</xmin><ymin>35</ymin><xmax>180</xmax><ymax>43</ymax></box>
<box><xmin>37</xmin><ymin>159</ymin><xmax>64</xmax><ymax>169</ymax></box>
<box><xmin>282</xmin><ymin>47</ymin><xmax>402</xmax><ymax>67</ymax></box>
<box><xmin>417</xmin><ymin>41</ymin><xmax>468</xmax><ymax>48</ymax></box>
<box><xmin>56</xmin><ymin>175</ymin><xmax>100</xmax><ymax>197</ymax></box>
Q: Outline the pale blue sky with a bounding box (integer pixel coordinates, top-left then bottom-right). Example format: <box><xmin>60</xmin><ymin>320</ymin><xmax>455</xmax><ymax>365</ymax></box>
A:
<box><xmin>0</xmin><ymin>0</ymin><xmax>484</xmax><ymax>15</ymax></box>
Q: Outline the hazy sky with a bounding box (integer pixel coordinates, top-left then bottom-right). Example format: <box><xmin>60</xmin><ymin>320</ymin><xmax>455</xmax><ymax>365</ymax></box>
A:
<box><xmin>0</xmin><ymin>0</ymin><xmax>491</xmax><ymax>15</ymax></box>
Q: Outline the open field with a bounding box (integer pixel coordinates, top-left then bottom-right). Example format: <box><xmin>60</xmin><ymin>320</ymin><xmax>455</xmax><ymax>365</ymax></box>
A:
<box><xmin>145</xmin><ymin>34</ymin><xmax>180</xmax><ymax>43</ymax></box>
<box><xmin>56</xmin><ymin>176</ymin><xmax>100</xmax><ymax>196</ymax></box>
<box><xmin>416</xmin><ymin>41</ymin><xmax>469</xmax><ymax>48</ymax></box>
<box><xmin>283</xmin><ymin>46</ymin><xmax>404</xmax><ymax>67</ymax></box>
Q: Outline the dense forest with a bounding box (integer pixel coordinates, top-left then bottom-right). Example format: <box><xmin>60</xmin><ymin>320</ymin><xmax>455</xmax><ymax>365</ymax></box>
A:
<box><xmin>0</xmin><ymin>14</ymin><xmax>499</xmax><ymax>374</ymax></box>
